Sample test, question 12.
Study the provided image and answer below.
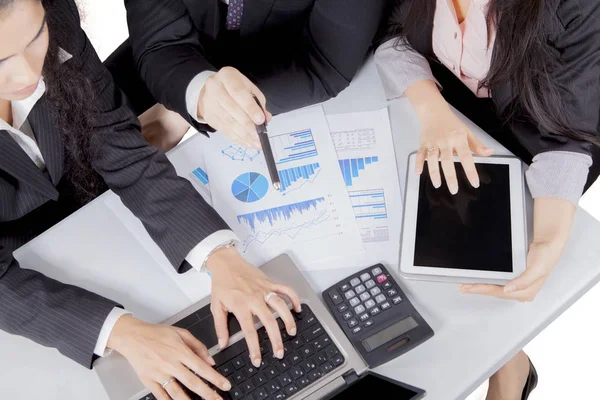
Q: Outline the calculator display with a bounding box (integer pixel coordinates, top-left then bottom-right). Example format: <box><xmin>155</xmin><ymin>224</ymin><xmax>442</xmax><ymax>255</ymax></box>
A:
<box><xmin>362</xmin><ymin>316</ymin><xmax>419</xmax><ymax>352</ymax></box>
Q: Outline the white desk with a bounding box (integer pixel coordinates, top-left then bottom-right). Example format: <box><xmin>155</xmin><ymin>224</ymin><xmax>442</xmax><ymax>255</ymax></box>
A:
<box><xmin>2</xmin><ymin>59</ymin><xmax>600</xmax><ymax>400</ymax></box>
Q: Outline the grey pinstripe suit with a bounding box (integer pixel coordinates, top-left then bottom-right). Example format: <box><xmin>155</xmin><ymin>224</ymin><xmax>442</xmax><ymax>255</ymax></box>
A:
<box><xmin>0</xmin><ymin>0</ymin><xmax>229</xmax><ymax>368</ymax></box>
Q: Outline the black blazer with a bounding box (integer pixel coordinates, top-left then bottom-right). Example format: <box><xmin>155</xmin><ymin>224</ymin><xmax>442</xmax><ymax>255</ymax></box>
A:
<box><xmin>391</xmin><ymin>0</ymin><xmax>600</xmax><ymax>160</ymax></box>
<box><xmin>0</xmin><ymin>0</ymin><xmax>229</xmax><ymax>368</ymax></box>
<box><xmin>125</xmin><ymin>0</ymin><xmax>390</xmax><ymax>132</ymax></box>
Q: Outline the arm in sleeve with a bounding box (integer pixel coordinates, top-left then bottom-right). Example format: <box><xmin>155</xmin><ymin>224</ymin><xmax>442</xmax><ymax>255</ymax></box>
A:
<box><xmin>124</xmin><ymin>0</ymin><xmax>216</xmax><ymax>130</ymax></box>
<box><xmin>0</xmin><ymin>239</ymin><xmax>118</xmax><ymax>368</ymax></box>
<box><xmin>62</xmin><ymin>0</ymin><xmax>231</xmax><ymax>271</ymax></box>
<box><xmin>374</xmin><ymin>37</ymin><xmax>440</xmax><ymax>101</ymax></box>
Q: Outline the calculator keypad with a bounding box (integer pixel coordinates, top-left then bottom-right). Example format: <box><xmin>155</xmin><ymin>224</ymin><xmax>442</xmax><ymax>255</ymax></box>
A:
<box><xmin>327</xmin><ymin>266</ymin><xmax>403</xmax><ymax>335</ymax></box>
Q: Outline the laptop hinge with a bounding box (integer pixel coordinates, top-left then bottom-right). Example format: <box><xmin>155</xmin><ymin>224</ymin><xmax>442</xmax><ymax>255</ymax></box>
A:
<box><xmin>342</xmin><ymin>370</ymin><xmax>359</xmax><ymax>385</ymax></box>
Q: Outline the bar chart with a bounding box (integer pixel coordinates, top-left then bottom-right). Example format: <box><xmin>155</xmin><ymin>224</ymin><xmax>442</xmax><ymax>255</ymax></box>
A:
<box><xmin>277</xmin><ymin>163</ymin><xmax>321</xmax><ymax>192</ymax></box>
<box><xmin>338</xmin><ymin>156</ymin><xmax>379</xmax><ymax>187</ymax></box>
<box><xmin>271</xmin><ymin>129</ymin><xmax>318</xmax><ymax>165</ymax></box>
<box><xmin>191</xmin><ymin>167</ymin><xmax>209</xmax><ymax>185</ymax></box>
<box><xmin>237</xmin><ymin>197</ymin><xmax>325</xmax><ymax>231</ymax></box>
<box><xmin>349</xmin><ymin>189</ymin><xmax>389</xmax><ymax>242</ymax></box>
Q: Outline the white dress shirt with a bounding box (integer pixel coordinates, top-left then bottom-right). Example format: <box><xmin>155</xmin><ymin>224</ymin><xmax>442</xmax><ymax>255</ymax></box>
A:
<box><xmin>3</xmin><ymin>51</ymin><xmax>238</xmax><ymax>357</ymax></box>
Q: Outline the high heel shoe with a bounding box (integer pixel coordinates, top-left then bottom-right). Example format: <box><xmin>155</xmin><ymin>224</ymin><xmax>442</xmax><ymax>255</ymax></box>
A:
<box><xmin>521</xmin><ymin>358</ymin><xmax>538</xmax><ymax>400</ymax></box>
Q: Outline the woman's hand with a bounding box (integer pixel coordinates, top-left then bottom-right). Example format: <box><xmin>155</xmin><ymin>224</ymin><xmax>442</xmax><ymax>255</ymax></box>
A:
<box><xmin>107</xmin><ymin>316</ymin><xmax>231</xmax><ymax>400</ymax></box>
<box><xmin>206</xmin><ymin>246</ymin><xmax>302</xmax><ymax>368</ymax></box>
<box><xmin>460</xmin><ymin>198</ymin><xmax>577</xmax><ymax>301</ymax></box>
<box><xmin>197</xmin><ymin>67</ymin><xmax>272</xmax><ymax>150</ymax></box>
<box><xmin>405</xmin><ymin>80</ymin><xmax>494</xmax><ymax>194</ymax></box>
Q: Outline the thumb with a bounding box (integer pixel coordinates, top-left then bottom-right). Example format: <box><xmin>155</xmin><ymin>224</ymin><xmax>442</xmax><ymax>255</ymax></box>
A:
<box><xmin>211</xmin><ymin>301</ymin><xmax>230</xmax><ymax>349</ymax></box>
<box><xmin>504</xmin><ymin>245</ymin><xmax>548</xmax><ymax>293</ymax></box>
<box><xmin>467</xmin><ymin>131</ymin><xmax>494</xmax><ymax>156</ymax></box>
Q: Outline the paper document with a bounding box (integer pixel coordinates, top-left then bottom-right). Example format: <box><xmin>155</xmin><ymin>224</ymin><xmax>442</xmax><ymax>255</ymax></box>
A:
<box><xmin>203</xmin><ymin>106</ymin><xmax>364</xmax><ymax>269</ymax></box>
<box><xmin>316</xmin><ymin>108</ymin><xmax>403</xmax><ymax>268</ymax></box>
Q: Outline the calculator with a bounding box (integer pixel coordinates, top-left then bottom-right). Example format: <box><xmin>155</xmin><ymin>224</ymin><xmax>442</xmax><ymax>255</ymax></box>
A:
<box><xmin>322</xmin><ymin>264</ymin><xmax>434</xmax><ymax>368</ymax></box>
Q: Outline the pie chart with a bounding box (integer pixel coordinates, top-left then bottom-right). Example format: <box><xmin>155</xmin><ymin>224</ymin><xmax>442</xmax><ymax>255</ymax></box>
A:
<box><xmin>231</xmin><ymin>172</ymin><xmax>269</xmax><ymax>203</ymax></box>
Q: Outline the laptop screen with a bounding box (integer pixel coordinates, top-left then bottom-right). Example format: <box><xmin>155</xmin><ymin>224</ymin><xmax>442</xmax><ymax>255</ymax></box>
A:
<box><xmin>325</xmin><ymin>373</ymin><xmax>423</xmax><ymax>399</ymax></box>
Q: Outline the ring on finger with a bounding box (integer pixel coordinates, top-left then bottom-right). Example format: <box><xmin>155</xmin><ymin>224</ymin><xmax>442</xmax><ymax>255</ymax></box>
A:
<box><xmin>160</xmin><ymin>378</ymin><xmax>176</xmax><ymax>390</ymax></box>
<box><xmin>426</xmin><ymin>146</ymin><xmax>439</xmax><ymax>155</ymax></box>
<box><xmin>264</xmin><ymin>292</ymin><xmax>279</xmax><ymax>304</ymax></box>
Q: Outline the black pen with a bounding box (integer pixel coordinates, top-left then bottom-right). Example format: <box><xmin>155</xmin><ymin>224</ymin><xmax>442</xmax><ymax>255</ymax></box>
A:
<box><xmin>253</xmin><ymin>94</ymin><xmax>281</xmax><ymax>190</ymax></box>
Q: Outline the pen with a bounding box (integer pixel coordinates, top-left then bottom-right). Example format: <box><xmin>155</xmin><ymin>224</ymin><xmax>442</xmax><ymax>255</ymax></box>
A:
<box><xmin>253</xmin><ymin>94</ymin><xmax>281</xmax><ymax>191</ymax></box>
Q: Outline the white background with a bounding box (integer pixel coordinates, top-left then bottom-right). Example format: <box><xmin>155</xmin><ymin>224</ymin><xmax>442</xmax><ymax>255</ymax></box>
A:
<box><xmin>77</xmin><ymin>0</ymin><xmax>600</xmax><ymax>398</ymax></box>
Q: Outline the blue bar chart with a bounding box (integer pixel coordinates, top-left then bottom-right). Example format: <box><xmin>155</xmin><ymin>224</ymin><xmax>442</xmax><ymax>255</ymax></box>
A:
<box><xmin>278</xmin><ymin>163</ymin><xmax>321</xmax><ymax>192</ymax></box>
<box><xmin>349</xmin><ymin>189</ymin><xmax>389</xmax><ymax>242</ymax></box>
<box><xmin>338</xmin><ymin>156</ymin><xmax>379</xmax><ymax>187</ymax></box>
<box><xmin>237</xmin><ymin>197</ymin><xmax>325</xmax><ymax>231</ymax></box>
<box><xmin>191</xmin><ymin>167</ymin><xmax>209</xmax><ymax>185</ymax></box>
<box><xmin>271</xmin><ymin>129</ymin><xmax>318</xmax><ymax>165</ymax></box>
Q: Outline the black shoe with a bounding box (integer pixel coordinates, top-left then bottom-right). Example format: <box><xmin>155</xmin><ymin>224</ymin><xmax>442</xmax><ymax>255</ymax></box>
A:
<box><xmin>521</xmin><ymin>358</ymin><xmax>538</xmax><ymax>400</ymax></box>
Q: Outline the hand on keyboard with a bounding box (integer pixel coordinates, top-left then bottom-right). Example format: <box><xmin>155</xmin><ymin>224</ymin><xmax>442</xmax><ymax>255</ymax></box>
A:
<box><xmin>206</xmin><ymin>247</ymin><xmax>302</xmax><ymax>369</ymax></box>
<box><xmin>108</xmin><ymin>315</ymin><xmax>230</xmax><ymax>400</ymax></box>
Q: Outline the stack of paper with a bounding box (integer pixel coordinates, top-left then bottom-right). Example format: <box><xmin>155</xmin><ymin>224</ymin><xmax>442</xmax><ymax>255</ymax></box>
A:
<box><xmin>105</xmin><ymin>106</ymin><xmax>403</xmax><ymax>292</ymax></box>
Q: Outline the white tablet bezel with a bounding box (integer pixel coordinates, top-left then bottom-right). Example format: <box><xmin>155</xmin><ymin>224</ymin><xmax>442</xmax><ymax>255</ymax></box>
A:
<box><xmin>399</xmin><ymin>154</ymin><xmax>527</xmax><ymax>282</ymax></box>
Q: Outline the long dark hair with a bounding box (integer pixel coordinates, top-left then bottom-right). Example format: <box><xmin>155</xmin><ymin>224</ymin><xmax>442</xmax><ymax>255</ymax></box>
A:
<box><xmin>1</xmin><ymin>0</ymin><xmax>105</xmax><ymax>200</ymax></box>
<box><xmin>388</xmin><ymin>0</ymin><xmax>600</xmax><ymax>146</ymax></box>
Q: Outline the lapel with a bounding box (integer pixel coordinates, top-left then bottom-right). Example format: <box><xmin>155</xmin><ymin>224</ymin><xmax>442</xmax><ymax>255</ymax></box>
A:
<box><xmin>184</xmin><ymin>0</ymin><xmax>221</xmax><ymax>40</ymax></box>
<box><xmin>0</xmin><ymin>130</ymin><xmax>59</xmax><ymax>200</ymax></box>
<box><xmin>241</xmin><ymin>0</ymin><xmax>275</xmax><ymax>36</ymax></box>
<box><xmin>28</xmin><ymin>96</ymin><xmax>64</xmax><ymax>186</ymax></box>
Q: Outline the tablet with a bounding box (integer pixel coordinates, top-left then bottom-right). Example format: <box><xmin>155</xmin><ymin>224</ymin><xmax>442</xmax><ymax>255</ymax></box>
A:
<box><xmin>400</xmin><ymin>154</ymin><xmax>527</xmax><ymax>283</ymax></box>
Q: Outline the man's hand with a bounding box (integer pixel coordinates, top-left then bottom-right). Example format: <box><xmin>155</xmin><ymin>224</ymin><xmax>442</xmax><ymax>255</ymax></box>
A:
<box><xmin>107</xmin><ymin>316</ymin><xmax>231</xmax><ymax>400</ymax></box>
<box><xmin>198</xmin><ymin>67</ymin><xmax>272</xmax><ymax>150</ymax></box>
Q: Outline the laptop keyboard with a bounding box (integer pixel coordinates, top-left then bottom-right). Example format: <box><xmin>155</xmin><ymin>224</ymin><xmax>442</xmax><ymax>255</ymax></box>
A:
<box><xmin>139</xmin><ymin>305</ymin><xmax>345</xmax><ymax>400</ymax></box>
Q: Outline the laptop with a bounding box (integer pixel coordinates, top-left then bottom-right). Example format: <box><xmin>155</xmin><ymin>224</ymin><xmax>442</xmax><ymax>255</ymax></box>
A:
<box><xmin>95</xmin><ymin>254</ymin><xmax>426</xmax><ymax>400</ymax></box>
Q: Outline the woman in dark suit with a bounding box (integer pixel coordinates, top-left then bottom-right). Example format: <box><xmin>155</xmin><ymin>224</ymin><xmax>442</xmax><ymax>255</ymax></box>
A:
<box><xmin>375</xmin><ymin>0</ymin><xmax>599</xmax><ymax>398</ymax></box>
<box><xmin>0</xmin><ymin>1</ymin><xmax>301</xmax><ymax>399</ymax></box>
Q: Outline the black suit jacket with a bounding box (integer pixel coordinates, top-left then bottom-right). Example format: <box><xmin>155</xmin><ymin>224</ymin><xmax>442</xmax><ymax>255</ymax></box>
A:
<box><xmin>125</xmin><ymin>0</ymin><xmax>389</xmax><ymax>132</ymax></box>
<box><xmin>389</xmin><ymin>0</ymin><xmax>600</xmax><ymax>161</ymax></box>
<box><xmin>0</xmin><ymin>0</ymin><xmax>229</xmax><ymax>368</ymax></box>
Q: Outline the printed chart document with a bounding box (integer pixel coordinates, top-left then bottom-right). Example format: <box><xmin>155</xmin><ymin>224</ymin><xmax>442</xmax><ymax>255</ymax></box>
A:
<box><xmin>203</xmin><ymin>106</ymin><xmax>364</xmax><ymax>269</ymax></box>
<box><xmin>320</xmin><ymin>108</ymin><xmax>403</xmax><ymax>268</ymax></box>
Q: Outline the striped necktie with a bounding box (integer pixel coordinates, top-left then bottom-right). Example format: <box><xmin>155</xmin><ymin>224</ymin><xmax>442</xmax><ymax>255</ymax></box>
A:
<box><xmin>226</xmin><ymin>0</ymin><xmax>244</xmax><ymax>30</ymax></box>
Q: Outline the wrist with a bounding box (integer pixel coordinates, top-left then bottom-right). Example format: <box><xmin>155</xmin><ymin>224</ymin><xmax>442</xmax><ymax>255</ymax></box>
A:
<box><xmin>532</xmin><ymin>197</ymin><xmax>576</xmax><ymax>243</ymax></box>
<box><xmin>405</xmin><ymin>80</ymin><xmax>448</xmax><ymax>121</ymax></box>
<box><xmin>196</xmin><ymin>85</ymin><xmax>208</xmax><ymax>120</ymax></box>
<box><xmin>106</xmin><ymin>314</ymin><xmax>139</xmax><ymax>353</ymax></box>
<box><xmin>206</xmin><ymin>245</ymin><xmax>239</xmax><ymax>274</ymax></box>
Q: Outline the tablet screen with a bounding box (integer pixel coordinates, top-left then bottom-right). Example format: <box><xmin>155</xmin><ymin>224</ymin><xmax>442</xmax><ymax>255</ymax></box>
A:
<box><xmin>414</xmin><ymin>162</ymin><xmax>513</xmax><ymax>272</ymax></box>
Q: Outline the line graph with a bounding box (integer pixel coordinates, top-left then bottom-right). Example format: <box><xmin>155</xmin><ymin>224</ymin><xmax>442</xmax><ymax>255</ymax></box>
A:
<box><xmin>277</xmin><ymin>163</ymin><xmax>321</xmax><ymax>193</ymax></box>
<box><xmin>237</xmin><ymin>197</ymin><xmax>325</xmax><ymax>231</ymax></box>
<box><xmin>240</xmin><ymin>208</ymin><xmax>330</xmax><ymax>252</ymax></box>
<box><xmin>221</xmin><ymin>144</ymin><xmax>261</xmax><ymax>161</ymax></box>
<box><xmin>338</xmin><ymin>156</ymin><xmax>378</xmax><ymax>187</ymax></box>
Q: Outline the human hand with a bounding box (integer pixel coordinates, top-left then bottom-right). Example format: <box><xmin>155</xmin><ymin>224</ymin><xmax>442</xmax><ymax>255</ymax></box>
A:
<box><xmin>405</xmin><ymin>80</ymin><xmax>494</xmax><ymax>194</ymax></box>
<box><xmin>206</xmin><ymin>246</ymin><xmax>302</xmax><ymax>368</ymax></box>
<box><xmin>107</xmin><ymin>315</ymin><xmax>231</xmax><ymax>400</ymax></box>
<box><xmin>460</xmin><ymin>198</ymin><xmax>576</xmax><ymax>301</ymax></box>
<box><xmin>197</xmin><ymin>67</ymin><xmax>272</xmax><ymax>150</ymax></box>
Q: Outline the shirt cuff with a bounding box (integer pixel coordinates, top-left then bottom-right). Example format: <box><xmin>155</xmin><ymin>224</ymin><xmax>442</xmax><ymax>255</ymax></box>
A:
<box><xmin>374</xmin><ymin>37</ymin><xmax>440</xmax><ymax>101</ymax></box>
<box><xmin>185</xmin><ymin>230</ymin><xmax>240</xmax><ymax>272</ymax></box>
<box><xmin>93</xmin><ymin>307</ymin><xmax>132</xmax><ymax>357</ymax></box>
<box><xmin>525</xmin><ymin>151</ymin><xmax>593</xmax><ymax>205</ymax></box>
<box><xmin>186</xmin><ymin>71</ymin><xmax>217</xmax><ymax>124</ymax></box>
